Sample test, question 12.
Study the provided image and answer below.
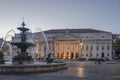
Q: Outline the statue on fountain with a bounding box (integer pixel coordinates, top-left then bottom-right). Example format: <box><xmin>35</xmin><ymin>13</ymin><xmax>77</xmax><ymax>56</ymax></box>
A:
<box><xmin>11</xmin><ymin>21</ymin><xmax>35</xmax><ymax>64</ymax></box>
<box><xmin>46</xmin><ymin>53</ymin><xmax>54</xmax><ymax>63</ymax></box>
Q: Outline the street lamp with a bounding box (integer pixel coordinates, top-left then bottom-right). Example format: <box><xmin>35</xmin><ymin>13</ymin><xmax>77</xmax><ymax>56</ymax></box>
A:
<box><xmin>80</xmin><ymin>43</ymin><xmax>83</xmax><ymax>58</ymax></box>
<box><xmin>79</xmin><ymin>40</ymin><xmax>83</xmax><ymax>58</ymax></box>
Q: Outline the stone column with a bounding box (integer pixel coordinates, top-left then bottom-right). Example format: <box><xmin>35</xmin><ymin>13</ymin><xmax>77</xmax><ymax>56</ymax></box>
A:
<box><xmin>57</xmin><ymin>42</ymin><xmax>59</xmax><ymax>57</ymax></box>
<box><xmin>73</xmin><ymin>42</ymin><xmax>76</xmax><ymax>59</ymax></box>
<box><xmin>68</xmin><ymin>42</ymin><xmax>71</xmax><ymax>59</ymax></box>
<box><xmin>64</xmin><ymin>42</ymin><xmax>66</xmax><ymax>58</ymax></box>
<box><xmin>60</xmin><ymin>42</ymin><xmax>62</xmax><ymax>58</ymax></box>
<box><xmin>54</xmin><ymin>42</ymin><xmax>56</xmax><ymax>57</ymax></box>
<box><xmin>41</xmin><ymin>43</ymin><xmax>44</xmax><ymax>58</ymax></box>
<box><xmin>71</xmin><ymin>43</ymin><xmax>74</xmax><ymax>58</ymax></box>
<box><xmin>36</xmin><ymin>42</ymin><xmax>39</xmax><ymax>56</ymax></box>
<box><xmin>58</xmin><ymin>42</ymin><xmax>60</xmax><ymax>57</ymax></box>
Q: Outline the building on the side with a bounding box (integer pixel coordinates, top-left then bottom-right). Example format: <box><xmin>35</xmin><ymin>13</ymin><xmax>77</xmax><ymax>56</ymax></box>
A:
<box><xmin>12</xmin><ymin>28</ymin><xmax>113</xmax><ymax>60</ymax></box>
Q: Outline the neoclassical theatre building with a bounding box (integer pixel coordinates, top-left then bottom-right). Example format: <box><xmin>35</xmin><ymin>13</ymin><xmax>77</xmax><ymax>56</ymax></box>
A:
<box><xmin>12</xmin><ymin>28</ymin><xmax>112</xmax><ymax>60</ymax></box>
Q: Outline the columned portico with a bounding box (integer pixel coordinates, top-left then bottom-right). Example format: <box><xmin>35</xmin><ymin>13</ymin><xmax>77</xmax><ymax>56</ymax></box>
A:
<box><xmin>54</xmin><ymin>40</ymin><xmax>83</xmax><ymax>59</ymax></box>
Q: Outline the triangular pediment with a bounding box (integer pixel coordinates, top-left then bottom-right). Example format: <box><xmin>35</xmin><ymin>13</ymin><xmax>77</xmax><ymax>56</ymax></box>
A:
<box><xmin>55</xmin><ymin>34</ymin><xmax>79</xmax><ymax>41</ymax></box>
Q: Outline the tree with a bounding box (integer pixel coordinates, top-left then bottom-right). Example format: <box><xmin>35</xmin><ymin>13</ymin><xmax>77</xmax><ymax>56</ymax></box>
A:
<box><xmin>115</xmin><ymin>38</ymin><xmax>120</xmax><ymax>57</ymax></box>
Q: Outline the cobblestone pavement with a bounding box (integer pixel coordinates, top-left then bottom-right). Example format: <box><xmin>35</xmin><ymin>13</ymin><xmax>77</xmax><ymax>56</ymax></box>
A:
<box><xmin>0</xmin><ymin>61</ymin><xmax>120</xmax><ymax>80</ymax></box>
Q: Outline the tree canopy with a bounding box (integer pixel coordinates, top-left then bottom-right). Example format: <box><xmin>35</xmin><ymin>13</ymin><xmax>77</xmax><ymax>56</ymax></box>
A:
<box><xmin>115</xmin><ymin>38</ymin><xmax>120</xmax><ymax>56</ymax></box>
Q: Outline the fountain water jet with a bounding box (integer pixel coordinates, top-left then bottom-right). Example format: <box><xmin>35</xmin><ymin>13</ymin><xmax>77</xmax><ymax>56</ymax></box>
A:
<box><xmin>0</xmin><ymin>30</ymin><xmax>15</xmax><ymax>51</ymax></box>
<box><xmin>7</xmin><ymin>43</ymin><xmax>13</xmax><ymax>62</ymax></box>
<box><xmin>0</xmin><ymin>29</ymin><xmax>15</xmax><ymax>64</ymax></box>
<box><xmin>37</xmin><ymin>28</ymin><xmax>50</xmax><ymax>58</ymax></box>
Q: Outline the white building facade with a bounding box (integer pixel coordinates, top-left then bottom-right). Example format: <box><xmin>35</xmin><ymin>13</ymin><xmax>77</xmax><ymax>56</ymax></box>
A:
<box><xmin>12</xmin><ymin>28</ymin><xmax>112</xmax><ymax>60</ymax></box>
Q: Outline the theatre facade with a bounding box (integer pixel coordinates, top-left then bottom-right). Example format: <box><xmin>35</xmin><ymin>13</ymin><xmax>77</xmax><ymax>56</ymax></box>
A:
<box><xmin>12</xmin><ymin>28</ymin><xmax>112</xmax><ymax>60</ymax></box>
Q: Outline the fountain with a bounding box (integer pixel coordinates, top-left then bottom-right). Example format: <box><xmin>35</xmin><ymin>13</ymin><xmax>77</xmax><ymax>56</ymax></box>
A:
<box><xmin>0</xmin><ymin>21</ymin><xmax>68</xmax><ymax>74</ymax></box>
<box><xmin>11</xmin><ymin>22</ymin><xmax>35</xmax><ymax>64</ymax></box>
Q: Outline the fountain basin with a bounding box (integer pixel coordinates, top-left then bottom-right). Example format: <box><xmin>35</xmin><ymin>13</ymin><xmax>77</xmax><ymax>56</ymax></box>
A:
<box><xmin>12</xmin><ymin>60</ymin><xmax>34</xmax><ymax>64</ymax></box>
<box><xmin>0</xmin><ymin>62</ymin><xmax>68</xmax><ymax>74</ymax></box>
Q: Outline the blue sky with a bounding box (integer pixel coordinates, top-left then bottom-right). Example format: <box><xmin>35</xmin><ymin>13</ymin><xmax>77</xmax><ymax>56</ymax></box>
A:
<box><xmin>0</xmin><ymin>0</ymin><xmax>120</xmax><ymax>40</ymax></box>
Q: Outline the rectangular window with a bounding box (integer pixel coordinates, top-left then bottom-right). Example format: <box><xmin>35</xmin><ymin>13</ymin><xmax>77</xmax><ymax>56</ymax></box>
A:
<box><xmin>89</xmin><ymin>53</ymin><xmax>92</xmax><ymax>57</ymax></box>
<box><xmin>107</xmin><ymin>53</ymin><xmax>109</xmax><ymax>56</ymax></box>
<box><xmin>86</xmin><ymin>53</ymin><xmax>88</xmax><ymax>57</ymax></box>
<box><xmin>86</xmin><ymin>46</ymin><xmax>88</xmax><ymax>51</ymax></box>
<box><xmin>97</xmin><ymin>46</ymin><xmax>99</xmax><ymax>51</ymax></box>
<box><xmin>102</xmin><ymin>46</ymin><xmax>104</xmax><ymax>50</ymax></box>
<box><xmin>91</xmin><ymin>45</ymin><xmax>93</xmax><ymax>50</ymax></box>
<box><xmin>107</xmin><ymin>46</ymin><xmax>110</xmax><ymax>50</ymax></box>
<box><xmin>96</xmin><ymin>53</ymin><xmax>98</xmax><ymax>57</ymax></box>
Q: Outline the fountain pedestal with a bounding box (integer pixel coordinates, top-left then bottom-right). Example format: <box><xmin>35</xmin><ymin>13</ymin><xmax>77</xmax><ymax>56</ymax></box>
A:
<box><xmin>12</xmin><ymin>53</ymin><xmax>34</xmax><ymax>64</ymax></box>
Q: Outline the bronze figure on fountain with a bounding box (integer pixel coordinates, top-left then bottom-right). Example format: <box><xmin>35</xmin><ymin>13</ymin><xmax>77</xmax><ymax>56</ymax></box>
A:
<box><xmin>46</xmin><ymin>53</ymin><xmax>54</xmax><ymax>63</ymax></box>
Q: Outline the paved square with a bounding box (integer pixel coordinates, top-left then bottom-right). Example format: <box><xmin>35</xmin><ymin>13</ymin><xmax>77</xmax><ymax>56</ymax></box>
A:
<box><xmin>0</xmin><ymin>61</ymin><xmax>120</xmax><ymax>80</ymax></box>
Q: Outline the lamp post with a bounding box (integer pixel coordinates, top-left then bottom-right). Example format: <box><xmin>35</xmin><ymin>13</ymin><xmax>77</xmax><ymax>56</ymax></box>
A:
<box><xmin>79</xmin><ymin>40</ymin><xmax>83</xmax><ymax>59</ymax></box>
<box><xmin>80</xmin><ymin>42</ymin><xmax>83</xmax><ymax>58</ymax></box>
